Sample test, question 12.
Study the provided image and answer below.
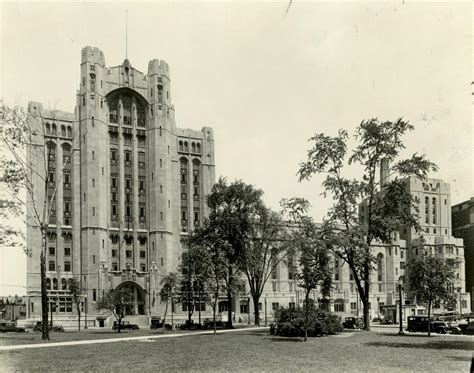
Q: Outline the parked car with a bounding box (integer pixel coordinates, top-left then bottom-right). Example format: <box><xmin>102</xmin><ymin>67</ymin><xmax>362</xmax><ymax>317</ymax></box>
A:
<box><xmin>112</xmin><ymin>321</ymin><xmax>139</xmax><ymax>330</ymax></box>
<box><xmin>342</xmin><ymin>317</ymin><xmax>364</xmax><ymax>329</ymax></box>
<box><xmin>407</xmin><ymin>316</ymin><xmax>458</xmax><ymax>334</ymax></box>
<box><xmin>0</xmin><ymin>321</ymin><xmax>28</xmax><ymax>333</ymax></box>
<box><xmin>150</xmin><ymin>318</ymin><xmax>172</xmax><ymax>330</ymax></box>
<box><xmin>459</xmin><ymin>320</ymin><xmax>474</xmax><ymax>335</ymax></box>
<box><xmin>33</xmin><ymin>322</ymin><xmax>64</xmax><ymax>332</ymax></box>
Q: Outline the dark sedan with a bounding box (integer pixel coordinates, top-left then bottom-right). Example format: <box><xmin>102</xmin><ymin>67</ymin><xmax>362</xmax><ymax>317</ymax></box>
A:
<box><xmin>0</xmin><ymin>322</ymin><xmax>28</xmax><ymax>333</ymax></box>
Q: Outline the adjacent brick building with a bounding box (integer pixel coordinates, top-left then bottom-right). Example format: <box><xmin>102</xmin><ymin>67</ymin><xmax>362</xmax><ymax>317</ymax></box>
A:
<box><xmin>452</xmin><ymin>198</ymin><xmax>474</xmax><ymax>312</ymax></box>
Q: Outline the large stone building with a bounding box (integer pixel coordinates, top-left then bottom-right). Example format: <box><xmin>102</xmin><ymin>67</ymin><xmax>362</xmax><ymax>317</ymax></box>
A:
<box><xmin>26</xmin><ymin>46</ymin><xmax>215</xmax><ymax>326</ymax></box>
<box><xmin>452</xmin><ymin>198</ymin><xmax>474</xmax><ymax>312</ymax></box>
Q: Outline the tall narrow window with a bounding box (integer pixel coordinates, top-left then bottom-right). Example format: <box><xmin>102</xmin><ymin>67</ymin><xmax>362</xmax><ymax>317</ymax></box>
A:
<box><xmin>425</xmin><ymin>197</ymin><xmax>429</xmax><ymax>224</ymax></box>
<box><xmin>432</xmin><ymin>197</ymin><xmax>437</xmax><ymax>224</ymax></box>
<box><xmin>180</xmin><ymin>158</ymin><xmax>189</xmax><ymax>232</ymax></box>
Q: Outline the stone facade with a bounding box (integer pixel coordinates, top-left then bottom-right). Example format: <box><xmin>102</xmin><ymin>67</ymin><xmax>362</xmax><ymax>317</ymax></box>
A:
<box><xmin>25</xmin><ymin>46</ymin><xmax>215</xmax><ymax>325</ymax></box>
<box><xmin>452</xmin><ymin>198</ymin><xmax>474</xmax><ymax>312</ymax></box>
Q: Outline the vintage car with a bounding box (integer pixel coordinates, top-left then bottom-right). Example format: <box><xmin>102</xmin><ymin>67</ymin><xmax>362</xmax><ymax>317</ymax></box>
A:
<box><xmin>407</xmin><ymin>316</ymin><xmax>460</xmax><ymax>334</ymax></box>
<box><xmin>342</xmin><ymin>316</ymin><xmax>364</xmax><ymax>329</ymax></box>
<box><xmin>0</xmin><ymin>321</ymin><xmax>28</xmax><ymax>333</ymax></box>
<box><xmin>32</xmin><ymin>322</ymin><xmax>64</xmax><ymax>332</ymax></box>
<box><xmin>112</xmin><ymin>321</ymin><xmax>139</xmax><ymax>330</ymax></box>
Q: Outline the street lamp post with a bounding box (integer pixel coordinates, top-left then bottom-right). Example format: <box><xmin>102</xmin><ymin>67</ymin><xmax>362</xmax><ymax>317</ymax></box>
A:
<box><xmin>398</xmin><ymin>277</ymin><xmax>404</xmax><ymax>335</ymax></box>
<box><xmin>84</xmin><ymin>294</ymin><xmax>88</xmax><ymax>330</ymax></box>
<box><xmin>458</xmin><ymin>287</ymin><xmax>462</xmax><ymax>317</ymax></box>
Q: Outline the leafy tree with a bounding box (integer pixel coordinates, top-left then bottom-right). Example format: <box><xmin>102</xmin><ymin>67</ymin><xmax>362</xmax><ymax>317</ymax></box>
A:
<box><xmin>97</xmin><ymin>285</ymin><xmax>133</xmax><ymax>333</ymax></box>
<box><xmin>1</xmin><ymin>104</ymin><xmax>78</xmax><ymax>340</ymax></box>
<box><xmin>160</xmin><ymin>272</ymin><xmax>180</xmax><ymax>332</ymax></box>
<box><xmin>237</xmin><ymin>206</ymin><xmax>289</xmax><ymax>326</ymax></box>
<box><xmin>282</xmin><ymin>198</ymin><xmax>332</xmax><ymax>341</ymax></box>
<box><xmin>408</xmin><ymin>253</ymin><xmax>458</xmax><ymax>336</ymax></box>
<box><xmin>189</xmin><ymin>223</ymin><xmax>230</xmax><ymax>334</ymax></box>
<box><xmin>206</xmin><ymin>177</ymin><xmax>265</xmax><ymax>328</ymax></box>
<box><xmin>68</xmin><ymin>277</ymin><xmax>82</xmax><ymax>331</ymax></box>
<box><xmin>298</xmin><ymin>119</ymin><xmax>437</xmax><ymax>331</ymax></box>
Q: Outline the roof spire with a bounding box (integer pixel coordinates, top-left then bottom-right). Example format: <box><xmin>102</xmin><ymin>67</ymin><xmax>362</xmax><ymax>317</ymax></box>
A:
<box><xmin>125</xmin><ymin>9</ymin><xmax>128</xmax><ymax>59</ymax></box>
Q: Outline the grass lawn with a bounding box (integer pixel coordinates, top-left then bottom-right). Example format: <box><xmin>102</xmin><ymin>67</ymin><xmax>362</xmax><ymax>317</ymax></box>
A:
<box><xmin>1</xmin><ymin>329</ymin><xmax>473</xmax><ymax>372</ymax></box>
<box><xmin>0</xmin><ymin>328</ymin><xmax>189</xmax><ymax>346</ymax></box>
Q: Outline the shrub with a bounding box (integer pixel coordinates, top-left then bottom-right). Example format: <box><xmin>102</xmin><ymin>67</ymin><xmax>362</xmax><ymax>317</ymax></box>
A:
<box><xmin>272</xmin><ymin>307</ymin><xmax>342</xmax><ymax>337</ymax></box>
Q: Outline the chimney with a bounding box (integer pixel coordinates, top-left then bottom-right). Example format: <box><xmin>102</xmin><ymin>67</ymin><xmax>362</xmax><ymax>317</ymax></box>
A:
<box><xmin>380</xmin><ymin>158</ymin><xmax>390</xmax><ymax>189</ymax></box>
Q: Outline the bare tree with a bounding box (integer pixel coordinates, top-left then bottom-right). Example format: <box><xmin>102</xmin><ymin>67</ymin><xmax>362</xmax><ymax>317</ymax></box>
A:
<box><xmin>1</xmin><ymin>103</ymin><xmax>78</xmax><ymax>340</ymax></box>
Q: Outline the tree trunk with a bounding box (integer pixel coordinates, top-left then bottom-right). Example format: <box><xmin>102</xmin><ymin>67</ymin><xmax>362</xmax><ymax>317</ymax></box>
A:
<box><xmin>226</xmin><ymin>289</ymin><xmax>233</xmax><ymax>329</ymax></box>
<box><xmin>212</xmin><ymin>290</ymin><xmax>219</xmax><ymax>334</ymax></box>
<box><xmin>363</xmin><ymin>259</ymin><xmax>371</xmax><ymax>331</ymax></box>
<box><xmin>171</xmin><ymin>301</ymin><xmax>174</xmax><ymax>329</ymax></box>
<box><xmin>77</xmin><ymin>304</ymin><xmax>81</xmax><ymax>331</ymax></box>
<box><xmin>226</xmin><ymin>266</ymin><xmax>233</xmax><ymax>329</ymax></box>
<box><xmin>40</xmin><ymin>232</ymin><xmax>49</xmax><ymax>340</ymax></box>
<box><xmin>427</xmin><ymin>297</ymin><xmax>432</xmax><ymax>337</ymax></box>
<box><xmin>198</xmin><ymin>289</ymin><xmax>202</xmax><ymax>326</ymax></box>
<box><xmin>162</xmin><ymin>301</ymin><xmax>168</xmax><ymax>333</ymax></box>
<box><xmin>253</xmin><ymin>295</ymin><xmax>260</xmax><ymax>326</ymax></box>
<box><xmin>304</xmin><ymin>289</ymin><xmax>310</xmax><ymax>342</ymax></box>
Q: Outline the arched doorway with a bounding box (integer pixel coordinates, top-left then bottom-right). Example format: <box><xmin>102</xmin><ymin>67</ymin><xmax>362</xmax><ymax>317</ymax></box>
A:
<box><xmin>115</xmin><ymin>281</ymin><xmax>146</xmax><ymax>316</ymax></box>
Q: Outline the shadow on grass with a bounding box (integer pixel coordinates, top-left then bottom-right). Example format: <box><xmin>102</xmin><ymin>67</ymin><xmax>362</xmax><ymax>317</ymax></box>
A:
<box><xmin>267</xmin><ymin>337</ymin><xmax>304</xmax><ymax>343</ymax></box>
<box><xmin>365</xmin><ymin>340</ymin><xmax>474</xmax><ymax>351</ymax></box>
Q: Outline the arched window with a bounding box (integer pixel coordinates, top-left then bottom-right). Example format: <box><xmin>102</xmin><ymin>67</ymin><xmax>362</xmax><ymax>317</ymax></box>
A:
<box><xmin>196</xmin><ymin>143</ymin><xmax>201</xmax><ymax>154</ymax></box>
<box><xmin>67</xmin><ymin>126</ymin><xmax>72</xmax><ymax>138</ymax></box>
<box><xmin>61</xmin><ymin>125</ymin><xmax>66</xmax><ymax>137</ymax></box>
<box><xmin>191</xmin><ymin>142</ymin><xmax>196</xmax><ymax>153</ymax></box>
<box><xmin>52</xmin><ymin>278</ymin><xmax>58</xmax><ymax>290</ymax></box>
<box><xmin>179</xmin><ymin>141</ymin><xmax>183</xmax><ymax>152</ymax></box>
<box><xmin>52</xmin><ymin>124</ymin><xmax>57</xmax><ymax>136</ymax></box>
<box><xmin>432</xmin><ymin>197</ymin><xmax>437</xmax><ymax>225</ymax></box>
<box><xmin>46</xmin><ymin>278</ymin><xmax>51</xmax><ymax>290</ymax></box>
<box><xmin>45</xmin><ymin>123</ymin><xmax>51</xmax><ymax>135</ymax></box>
<box><xmin>184</xmin><ymin>141</ymin><xmax>189</xmax><ymax>152</ymax></box>
<box><xmin>61</xmin><ymin>278</ymin><xmax>67</xmax><ymax>290</ymax></box>
<box><xmin>377</xmin><ymin>253</ymin><xmax>384</xmax><ymax>282</ymax></box>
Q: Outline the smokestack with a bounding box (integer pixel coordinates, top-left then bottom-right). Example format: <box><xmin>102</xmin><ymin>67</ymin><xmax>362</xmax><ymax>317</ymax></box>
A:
<box><xmin>380</xmin><ymin>158</ymin><xmax>390</xmax><ymax>189</ymax></box>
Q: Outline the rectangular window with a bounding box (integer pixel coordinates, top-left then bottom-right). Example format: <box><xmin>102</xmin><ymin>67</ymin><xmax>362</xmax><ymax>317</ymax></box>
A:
<box><xmin>272</xmin><ymin>302</ymin><xmax>279</xmax><ymax>311</ymax></box>
<box><xmin>126</xmin><ymin>250</ymin><xmax>132</xmax><ymax>258</ymax></box>
<box><xmin>64</xmin><ymin>261</ymin><xmax>71</xmax><ymax>272</ymax></box>
<box><xmin>49</xmin><ymin>247</ymin><xmax>55</xmax><ymax>256</ymax></box>
<box><xmin>112</xmin><ymin>262</ymin><xmax>118</xmax><ymax>271</ymax></box>
<box><xmin>93</xmin><ymin>289</ymin><xmax>97</xmax><ymax>302</ymax></box>
<box><xmin>92</xmin><ymin>255</ymin><xmax>95</xmax><ymax>264</ymax></box>
<box><xmin>64</xmin><ymin>247</ymin><xmax>71</xmax><ymax>256</ymax></box>
<box><xmin>140</xmin><ymin>263</ymin><xmax>146</xmax><ymax>272</ymax></box>
<box><xmin>49</xmin><ymin>261</ymin><xmax>55</xmax><ymax>271</ymax></box>
<box><xmin>351</xmin><ymin>302</ymin><xmax>357</xmax><ymax>310</ymax></box>
<box><xmin>140</xmin><ymin>251</ymin><xmax>146</xmax><ymax>258</ymax></box>
<box><xmin>272</xmin><ymin>282</ymin><xmax>277</xmax><ymax>292</ymax></box>
<box><xmin>112</xmin><ymin>249</ymin><xmax>117</xmax><ymax>258</ymax></box>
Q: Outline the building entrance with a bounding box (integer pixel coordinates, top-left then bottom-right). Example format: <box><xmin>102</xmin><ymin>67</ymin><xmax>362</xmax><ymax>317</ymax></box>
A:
<box><xmin>115</xmin><ymin>281</ymin><xmax>146</xmax><ymax>316</ymax></box>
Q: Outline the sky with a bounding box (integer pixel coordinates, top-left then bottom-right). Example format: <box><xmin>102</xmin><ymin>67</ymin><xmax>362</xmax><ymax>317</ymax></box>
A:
<box><xmin>1</xmin><ymin>1</ymin><xmax>472</xmax><ymax>296</ymax></box>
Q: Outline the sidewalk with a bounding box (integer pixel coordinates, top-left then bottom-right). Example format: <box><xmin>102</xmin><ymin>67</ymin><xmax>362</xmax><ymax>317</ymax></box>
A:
<box><xmin>0</xmin><ymin>326</ymin><xmax>269</xmax><ymax>352</ymax></box>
